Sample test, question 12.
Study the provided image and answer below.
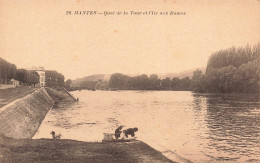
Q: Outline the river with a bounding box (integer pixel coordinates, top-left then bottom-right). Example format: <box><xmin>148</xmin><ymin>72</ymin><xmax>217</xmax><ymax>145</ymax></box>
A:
<box><xmin>33</xmin><ymin>90</ymin><xmax>260</xmax><ymax>162</ymax></box>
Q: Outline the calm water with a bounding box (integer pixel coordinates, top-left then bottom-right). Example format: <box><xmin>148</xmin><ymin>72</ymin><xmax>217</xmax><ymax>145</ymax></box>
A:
<box><xmin>33</xmin><ymin>91</ymin><xmax>260</xmax><ymax>162</ymax></box>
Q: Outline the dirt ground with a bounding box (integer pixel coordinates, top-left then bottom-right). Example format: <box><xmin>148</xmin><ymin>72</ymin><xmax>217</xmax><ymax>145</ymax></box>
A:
<box><xmin>0</xmin><ymin>137</ymin><xmax>174</xmax><ymax>163</ymax></box>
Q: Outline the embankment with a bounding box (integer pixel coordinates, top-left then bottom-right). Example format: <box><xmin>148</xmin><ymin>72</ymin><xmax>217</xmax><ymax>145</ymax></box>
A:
<box><xmin>0</xmin><ymin>88</ymin><xmax>54</xmax><ymax>139</ymax></box>
<box><xmin>45</xmin><ymin>87</ymin><xmax>77</xmax><ymax>107</ymax></box>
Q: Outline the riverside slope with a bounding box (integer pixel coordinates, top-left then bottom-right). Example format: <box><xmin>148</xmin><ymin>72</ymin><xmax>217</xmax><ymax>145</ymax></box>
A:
<box><xmin>0</xmin><ymin>88</ymin><xmax>54</xmax><ymax>139</ymax></box>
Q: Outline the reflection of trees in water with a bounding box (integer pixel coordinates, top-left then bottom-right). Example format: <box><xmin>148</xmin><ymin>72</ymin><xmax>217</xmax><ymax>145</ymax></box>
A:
<box><xmin>192</xmin><ymin>94</ymin><xmax>208</xmax><ymax>121</ymax></box>
<box><xmin>193</xmin><ymin>94</ymin><xmax>202</xmax><ymax>111</ymax></box>
<box><xmin>199</xmin><ymin>93</ymin><xmax>260</xmax><ymax>160</ymax></box>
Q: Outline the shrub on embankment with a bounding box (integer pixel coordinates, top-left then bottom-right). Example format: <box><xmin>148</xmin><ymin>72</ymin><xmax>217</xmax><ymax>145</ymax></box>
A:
<box><xmin>45</xmin><ymin>87</ymin><xmax>76</xmax><ymax>103</ymax></box>
<box><xmin>0</xmin><ymin>88</ymin><xmax>54</xmax><ymax>139</ymax></box>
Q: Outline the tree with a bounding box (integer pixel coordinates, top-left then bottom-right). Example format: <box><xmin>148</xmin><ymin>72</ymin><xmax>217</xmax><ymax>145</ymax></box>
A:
<box><xmin>15</xmin><ymin>69</ymin><xmax>27</xmax><ymax>84</ymax></box>
<box><xmin>65</xmin><ymin>79</ymin><xmax>72</xmax><ymax>88</ymax></box>
<box><xmin>161</xmin><ymin>77</ymin><xmax>171</xmax><ymax>90</ymax></box>
<box><xmin>196</xmin><ymin>43</ymin><xmax>260</xmax><ymax>93</ymax></box>
<box><xmin>207</xmin><ymin>43</ymin><xmax>260</xmax><ymax>71</ymax></box>
<box><xmin>204</xmin><ymin>68</ymin><xmax>219</xmax><ymax>92</ymax></box>
<box><xmin>233</xmin><ymin>61</ymin><xmax>260</xmax><ymax>92</ymax></box>
<box><xmin>138</xmin><ymin>74</ymin><xmax>149</xmax><ymax>90</ymax></box>
<box><xmin>191</xmin><ymin>69</ymin><xmax>205</xmax><ymax>92</ymax></box>
<box><xmin>180</xmin><ymin>77</ymin><xmax>191</xmax><ymax>90</ymax></box>
<box><xmin>29</xmin><ymin>71</ymin><xmax>40</xmax><ymax>86</ymax></box>
<box><xmin>0</xmin><ymin>57</ymin><xmax>17</xmax><ymax>84</ymax></box>
<box><xmin>14</xmin><ymin>69</ymin><xmax>39</xmax><ymax>86</ymax></box>
<box><xmin>109</xmin><ymin>73</ymin><xmax>128</xmax><ymax>89</ymax></box>
<box><xmin>45</xmin><ymin>70</ymin><xmax>65</xmax><ymax>86</ymax></box>
<box><xmin>217</xmin><ymin>65</ymin><xmax>237</xmax><ymax>93</ymax></box>
<box><xmin>148</xmin><ymin>74</ymin><xmax>160</xmax><ymax>90</ymax></box>
<box><xmin>171</xmin><ymin>77</ymin><xmax>181</xmax><ymax>90</ymax></box>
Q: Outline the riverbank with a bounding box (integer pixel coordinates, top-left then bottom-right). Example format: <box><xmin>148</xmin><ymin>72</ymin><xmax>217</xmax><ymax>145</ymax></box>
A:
<box><xmin>0</xmin><ymin>136</ymin><xmax>174</xmax><ymax>163</ymax></box>
<box><xmin>0</xmin><ymin>86</ymin><xmax>78</xmax><ymax>139</ymax></box>
<box><xmin>45</xmin><ymin>87</ymin><xmax>77</xmax><ymax>108</ymax></box>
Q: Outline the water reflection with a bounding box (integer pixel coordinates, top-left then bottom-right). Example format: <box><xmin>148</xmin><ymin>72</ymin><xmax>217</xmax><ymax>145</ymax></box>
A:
<box><xmin>193</xmin><ymin>93</ymin><xmax>260</xmax><ymax>162</ymax></box>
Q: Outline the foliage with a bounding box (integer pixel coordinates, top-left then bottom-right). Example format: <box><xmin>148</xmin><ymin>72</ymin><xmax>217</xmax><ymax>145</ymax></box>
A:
<box><xmin>207</xmin><ymin>43</ymin><xmax>260</xmax><ymax>70</ymax></box>
<box><xmin>0</xmin><ymin>57</ymin><xmax>17</xmax><ymax>84</ymax></box>
<box><xmin>14</xmin><ymin>69</ymin><xmax>39</xmax><ymax>85</ymax></box>
<box><xmin>65</xmin><ymin>79</ymin><xmax>72</xmax><ymax>89</ymax></box>
<box><xmin>192</xmin><ymin>43</ymin><xmax>260</xmax><ymax>93</ymax></box>
<box><xmin>109</xmin><ymin>73</ymin><xmax>129</xmax><ymax>89</ymax></box>
<box><xmin>108</xmin><ymin>73</ymin><xmax>191</xmax><ymax>90</ymax></box>
<box><xmin>95</xmin><ymin>80</ymin><xmax>109</xmax><ymax>90</ymax></box>
<box><xmin>79</xmin><ymin>81</ymin><xmax>96</xmax><ymax>90</ymax></box>
<box><xmin>45</xmin><ymin>70</ymin><xmax>65</xmax><ymax>86</ymax></box>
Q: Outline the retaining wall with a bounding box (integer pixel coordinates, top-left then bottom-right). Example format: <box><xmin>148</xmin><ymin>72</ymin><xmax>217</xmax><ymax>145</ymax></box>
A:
<box><xmin>0</xmin><ymin>88</ymin><xmax>54</xmax><ymax>139</ymax></box>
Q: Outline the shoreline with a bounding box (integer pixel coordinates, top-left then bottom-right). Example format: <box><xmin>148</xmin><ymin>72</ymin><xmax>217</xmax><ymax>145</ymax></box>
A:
<box><xmin>0</xmin><ymin>136</ymin><xmax>174</xmax><ymax>163</ymax></box>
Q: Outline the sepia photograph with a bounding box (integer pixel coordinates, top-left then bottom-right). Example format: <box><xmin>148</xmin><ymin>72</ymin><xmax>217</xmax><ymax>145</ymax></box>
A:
<box><xmin>0</xmin><ymin>0</ymin><xmax>260</xmax><ymax>162</ymax></box>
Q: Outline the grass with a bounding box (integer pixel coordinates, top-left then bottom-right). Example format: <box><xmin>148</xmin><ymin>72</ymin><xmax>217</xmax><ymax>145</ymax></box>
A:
<box><xmin>0</xmin><ymin>86</ymin><xmax>75</xmax><ymax>109</ymax></box>
<box><xmin>0</xmin><ymin>86</ymin><xmax>37</xmax><ymax>108</ymax></box>
<box><xmin>0</xmin><ymin>137</ymin><xmax>174</xmax><ymax>163</ymax></box>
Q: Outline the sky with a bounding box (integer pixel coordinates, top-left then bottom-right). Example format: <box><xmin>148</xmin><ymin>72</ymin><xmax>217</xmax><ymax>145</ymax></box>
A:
<box><xmin>1</xmin><ymin>0</ymin><xmax>260</xmax><ymax>80</ymax></box>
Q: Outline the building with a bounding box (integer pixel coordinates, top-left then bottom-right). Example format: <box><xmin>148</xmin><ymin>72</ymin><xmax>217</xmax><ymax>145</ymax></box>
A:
<box><xmin>10</xmin><ymin>79</ymin><xmax>20</xmax><ymax>86</ymax></box>
<box><xmin>27</xmin><ymin>66</ymin><xmax>46</xmax><ymax>87</ymax></box>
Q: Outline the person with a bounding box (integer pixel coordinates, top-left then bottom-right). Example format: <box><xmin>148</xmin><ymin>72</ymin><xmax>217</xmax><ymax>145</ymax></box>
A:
<box><xmin>50</xmin><ymin>131</ymin><xmax>61</xmax><ymax>139</ymax></box>
<box><xmin>50</xmin><ymin>131</ymin><xmax>56</xmax><ymax>139</ymax></box>
<box><xmin>123</xmin><ymin>127</ymin><xmax>138</xmax><ymax>138</ymax></box>
<box><xmin>114</xmin><ymin>126</ymin><xmax>123</xmax><ymax>139</ymax></box>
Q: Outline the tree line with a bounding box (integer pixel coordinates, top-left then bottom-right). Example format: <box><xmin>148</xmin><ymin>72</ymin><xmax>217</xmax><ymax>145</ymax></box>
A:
<box><xmin>109</xmin><ymin>73</ymin><xmax>192</xmax><ymax>90</ymax></box>
<box><xmin>0</xmin><ymin>57</ymin><xmax>40</xmax><ymax>86</ymax></box>
<box><xmin>14</xmin><ymin>69</ymin><xmax>40</xmax><ymax>86</ymax></box>
<box><xmin>0</xmin><ymin>57</ymin><xmax>66</xmax><ymax>87</ymax></box>
<box><xmin>14</xmin><ymin>69</ymin><xmax>65</xmax><ymax>87</ymax></box>
<box><xmin>67</xmin><ymin>79</ymin><xmax>109</xmax><ymax>91</ymax></box>
<box><xmin>66</xmin><ymin>43</ymin><xmax>260</xmax><ymax>93</ymax></box>
<box><xmin>108</xmin><ymin>43</ymin><xmax>260</xmax><ymax>93</ymax></box>
<box><xmin>207</xmin><ymin>44</ymin><xmax>260</xmax><ymax>70</ymax></box>
<box><xmin>192</xmin><ymin>43</ymin><xmax>260</xmax><ymax>93</ymax></box>
<box><xmin>68</xmin><ymin>74</ymin><xmax>193</xmax><ymax>91</ymax></box>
